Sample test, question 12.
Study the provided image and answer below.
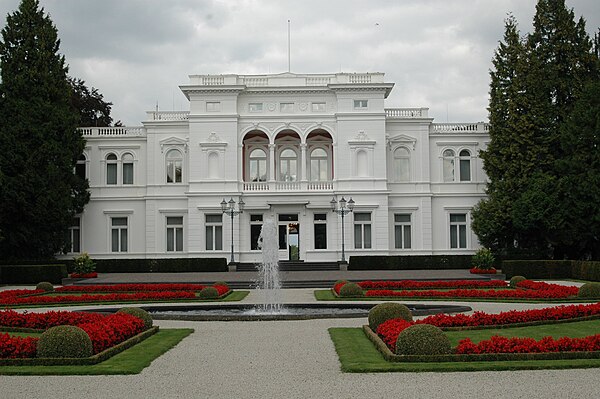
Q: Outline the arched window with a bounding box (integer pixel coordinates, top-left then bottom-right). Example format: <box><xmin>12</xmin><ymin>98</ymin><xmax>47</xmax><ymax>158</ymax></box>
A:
<box><xmin>443</xmin><ymin>149</ymin><xmax>455</xmax><ymax>182</ymax></box>
<box><xmin>122</xmin><ymin>153</ymin><xmax>134</xmax><ymax>185</ymax></box>
<box><xmin>394</xmin><ymin>147</ymin><xmax>410</xmax><ymax>182</ymax></box>
<box><xmin>279</xmin><ymin>148</ymin><xmax>297</xmax><ymax>181</ymax></box>
<box><xmin>166</xmin><ymin>149</ymin><xmax>183</xmax><ymax>183</ymax></box>
<box><xmin>106</xmin><ymin>153</ymin><xmax>117</xmax><ymax>185</ymax></box>
<box><xmin>459</xmin><ymin>149</ymin><xmax>471</xmax><ymax>182</ymax></box>
<box><xmin>310</xmin><ymin>148</ymin><xmax>328</xmax><ymax>181</ymax></box>
<box><xmin>76</xmin><ymin>154</ymin><xmax>86</xmax><ymax>180</ymax></box>
<box><xmin>249</xmin><ymin>149</ymin><xmax>267</xmax><ymax>181</ymax></box>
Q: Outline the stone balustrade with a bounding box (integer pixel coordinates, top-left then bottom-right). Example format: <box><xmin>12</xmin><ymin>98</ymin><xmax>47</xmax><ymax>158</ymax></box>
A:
<box><xmin>430</xmin><ymin>122</ymin><xmax>490</xmax><ymax>133</ymax></box>
<box><xmin>242</xmin><ymin>181</ymin><xmax>334</xmax><ymax>192</ymax></box>
<box><xmin>147</xmin><ymin>111</ymin><xmax>190</xmax><ymax>121</ymax></box>
<box><xmin>78</xmin><ymin>127</ymin><xmax>145</xmax><ymax>137</ymax></box>
<box><xmin>385</xmin><ymin>108</ymin><xmax>429</xmax><ymax>118</ymax></box>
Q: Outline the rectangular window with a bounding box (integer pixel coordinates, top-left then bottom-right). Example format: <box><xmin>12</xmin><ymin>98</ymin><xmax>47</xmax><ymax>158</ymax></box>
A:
<box><xmin>250</xmin><ymin>214</ymin><xmax>263</xmax><ymax>250</ymax></box>
<box><xmin>311</xmin><ymin>102</ymin><xmax>326</xmax><ymax>112</ymax></box>
<box><xmin>450</xmin><ymin>213</ymin><xmax>467</xmax><ymax>249</ymax></box>
<box><xmin>68</xmin><ymin>217</ymin><xmax>81</xmax><ymax>253</ymax></box>
<box><xmin>123</xmin><ymin>163</ymin><xmax>134</xmax><ymax>184</ymax></box>
<box><xmin>280</xmin><ymin>103</ymin><xmax>294</xmax><ymax>112</ymax></box>
<box><xmin>354</xmin><ymin>212</ymin><xmax>372</xmax><ymax>249</ymax></box>
<box><xmin>314</xmin><ymin>213</ymin><xmax>327</xmax><ymax>250</ymax></box>
<box><xmin>111</xmin><ymin>217</ymin><xmax>128</xmax><ymax>252</ymax></box>
<box><xmin>354</xmin><ymin>99</ymin><xmax>368</xmax><ymax>109</ymax></box>
<box><xmin>167</xmin><ymin>216</ymin><xmax>184</xmax><ymax>252</ymax></box>
<box><xmin>206</xmin><ymin>101</ymin><xmax>221</xmax><ymax>112</ymax></box>
<box><xmin>107</xmin><ymin>163</ymin><xmax>117</xmax><ymax>185</ymax></box>
<box><xmin>394</xmin><ymin>214</ymin><xmax>411</xmax><ymax>249</ymax></box>
<box><xmin>205</xmin><ymin>214</ymin><xmax>222</xmax><ymax>251</ymax></box>
<box><xmin>249</xmin><ymin>103</ymin><xmax>263</xmax><ymax>112</ymax></box>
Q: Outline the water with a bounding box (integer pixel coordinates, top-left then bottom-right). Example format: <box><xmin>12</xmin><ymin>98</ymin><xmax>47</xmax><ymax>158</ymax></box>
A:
<box><xmin>256</xmin><ymin>216</ymin><xmax>283</xmax><ymax>312</ymax></box>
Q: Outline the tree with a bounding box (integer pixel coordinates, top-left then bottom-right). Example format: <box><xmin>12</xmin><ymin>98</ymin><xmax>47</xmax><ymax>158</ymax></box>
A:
<box><xmin>68</xmin><ymin>77</ymin><xmax>114</xmax><ymax>127</ymax></box>
<box><xmin>473</xmin><ymin>1</ymin><xmax>600</xmax><ymax>259</ymax></box>
<box><xmin>0</xmin><ymin>0</ymin><xmax>89</xmax><ymax>260</ymax></box>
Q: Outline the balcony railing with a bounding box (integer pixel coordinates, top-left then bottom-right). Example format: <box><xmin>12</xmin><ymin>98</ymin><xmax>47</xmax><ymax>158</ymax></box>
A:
<box><xmin>242</xmin><ymin>181</ymin><xmax>334</xmax><ymax>192</ymax></box>
<box><xmin>78</xmin><ymin>127</ymin><xmax>145</xmax><ymax>137</ymax></box>
<box><xmin>385</xmin><ymin>108</ymin><xmax>429</xmax><ymax>118</ymax></box>
<box><xmin>430</xmin><ymin>122</ymin><xmax>490</xmax><ymax>133</ymax></box>
<box><xmin>147</xmin><ymin>111</ymin><xmax>190</xmax><ymax>121</ymax></box>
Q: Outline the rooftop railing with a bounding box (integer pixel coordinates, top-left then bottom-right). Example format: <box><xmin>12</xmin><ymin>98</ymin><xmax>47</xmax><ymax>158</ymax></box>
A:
<box><xmin>78</xmin><ymin>127</ymin><xmax>145</xmax><ymax>137</ymax></box>
<box><xmin>385</xmin><ymin>108</ymin><xmax>429</xmax><ymax>118</ymax></box>
<box><xmin>430</xmin><ymin>122</ymin><xmax>490</xmax><ymax>133</ymax></box>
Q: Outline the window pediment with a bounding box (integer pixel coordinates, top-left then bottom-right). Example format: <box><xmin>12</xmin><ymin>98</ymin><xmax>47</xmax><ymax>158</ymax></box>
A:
<box><xmin>387</xmin><ymin>134</ymin><xmax>417</xmax><ymax>150</ymax></box>
<box><xmin>159</xmin><ymin>136</ymin><xmax>189</xmax><ymax>152</ymax></box>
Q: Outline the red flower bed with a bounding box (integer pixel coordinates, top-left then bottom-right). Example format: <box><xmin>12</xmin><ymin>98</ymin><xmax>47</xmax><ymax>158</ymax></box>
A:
<box><xmin>1</xmin><ymin>291</ymin><xmax>196</xmax><ymax>306</ymax></box>
<box><xmin>0</xmin><ymin>310</ymin><xmax>147</xmax><ymax>358</ymax></box>
<box><xmin>55</xmin><ymin>283</ymin><xmax>208</xmax><ymax>293</ymax></box>
<box><xmin>417</xmin><ymin>303</ymin><xmax>600</xmax><ymax>328</ymax></box>
<box><xmin>469</xmin><ymin>268</ymin><xmax>496</xmax><ymax>274</ymax></box>
<box><xmin>376</xmin><ymin>319</ymin><xmax>412</xmax><ymax>352</ymax></box>
<box><xmin>456</xmin><ymin>335</ymin><xmax>600</xmax><ymax>354</ymax></box>
<box><xmin>358</xmin><ymin>280</ymin><xmax>507</xmax><ymax>290</ymax></box>
<box><xmin>364</xmin><ymin>284</ymin><xmax>578</xmax><ymax>299</ymax></box>
<box><xmin>70</xmin><ymin>272</ymin><xmax>98</xmax><ymax>278</ymax></box>
<box><xmin>0</xmin><ymin>333</ymin><xmax>38</xmax><ymax>359</ymax></box>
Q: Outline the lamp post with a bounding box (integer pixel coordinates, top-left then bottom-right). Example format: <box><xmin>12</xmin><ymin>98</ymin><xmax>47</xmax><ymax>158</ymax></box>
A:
<box><xmin>221</xmin><ymin>197</ymin><xmax>245</xmax><ymax>264</ymax></box>
<box><xmin>330</xmin><ymin>196</ymin><xmax>355</xmax><ymax>263</ymax></box>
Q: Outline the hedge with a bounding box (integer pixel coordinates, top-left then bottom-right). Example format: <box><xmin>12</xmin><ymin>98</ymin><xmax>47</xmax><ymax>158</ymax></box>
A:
<box><xmin>348</xmin><ymin>255</ymin><xmax>472</xmax><ymax>270</ymax></box>
<box><xmin>502</xmin><ymin>260</ymin><xmax>600</xmax><ymax>281</ymax></box>
<box><xmin>0</xmin><ymin>265</ymin><xmax>67</xmax><ymax>284</ymax></box>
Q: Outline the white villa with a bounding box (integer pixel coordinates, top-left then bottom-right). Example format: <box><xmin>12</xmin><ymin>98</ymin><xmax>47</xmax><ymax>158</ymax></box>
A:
<box><xmin>66</xmin><ymin>72</ymin><xmax>489</xmax><ymax>264</ymax></box>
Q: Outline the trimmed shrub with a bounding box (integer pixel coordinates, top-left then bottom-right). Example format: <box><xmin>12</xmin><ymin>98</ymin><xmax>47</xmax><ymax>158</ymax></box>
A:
<box><xmin>37</xmin><ymin>325</ymin><xmax>93</xmax><ymax>358</ymax></box>
<box><xmin>349</xmin><ymin>255</ymin><xmax>473</xmax><ymax>271</ymax></box>
<box><xmin>72</xmin><ymin>252</ymin><xmax>95</xmax><ymax>275</ymax></box>
<box><xmin>572</xmin><ymin>261</ymin><xmax>600</xmax><ymax>282</ymax></box>
<box><xmin>578</xmin><ymin>283</ymin><xmax>600</xmax><ymax>298</ymax></box>
<box><xmin>213</xmin><ymin>281</ymin><xmax>229</xmax><ymax>289</ymax></box>
<box><xmin>501</xmin><ymin>260</ymin><xmax>572</xmax><ymax>279</ymax></box>
<box><xmin>368</xmin><ymin>303</ymin><xmax>413</xmax><ymax>331</ymax></box>
<box><xmin>339</xmin><ymin>282</ymin><xmax>364</xmax><ymax>297</ymax></box>
<box><xmin>36</xmin><ymin>282</ymin><xmax>54</xmax><ymax>292</ymax></box>
<box><xmin>116</xmin><ymin>307</ymin><xmax>153</xmax><ymax>329</ymax></box>
<box><xmin>334</xmin><ymin>280</ymin><xmax>349</xmax><ymax>285</ymax></box>
<box><xmin>510</xmin><ymin>276</ymin><xmax>527</xmax><ymax>288</ymax></box>
<box><xmin>395</xmin><ymin>324</ymin><xmax>451</xmax><ymax>356</ymax></box>
<box><xmin>198</xmin><ymin>286</ymin><xmax>219</xmax><ymax>299</ymax></box>
<box><xmin>472</xmin><ymin>248</ymin><xmax>495</xmax><ymax>270</ymax></box>
<box><xmin>0</xmin><ymin>264</ymin><xmax>67</xmax><ymax>284</ymax></box>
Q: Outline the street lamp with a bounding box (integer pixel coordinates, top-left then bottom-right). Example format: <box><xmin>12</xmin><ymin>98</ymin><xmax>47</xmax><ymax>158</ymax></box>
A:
<box><xmin>330</xmin><ymin>196</ymin><xmax>355</xmax><ymax>263</ymax></box>
<box><xmin>221</xmin><ymin>197</ymin><xmax>245</xmax><ymax>264</ymax></box>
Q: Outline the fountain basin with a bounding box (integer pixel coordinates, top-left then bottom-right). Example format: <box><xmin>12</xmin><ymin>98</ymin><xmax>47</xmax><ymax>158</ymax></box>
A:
<box><xmin>126</xmin><ymin>303</ymin><xmax>473</xmax><ymax>321</ymax></box>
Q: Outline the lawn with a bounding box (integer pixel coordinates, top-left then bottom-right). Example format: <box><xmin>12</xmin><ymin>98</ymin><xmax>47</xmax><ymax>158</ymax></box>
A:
<box><xmin>0</xmin><ymin>328</ymin><xmax>193</xmax><ymax>375</ymax></box>
<box><xmin>330</xmin><ymin>327</ymin><xmax>600</xmax><ymax>372</ymax></box>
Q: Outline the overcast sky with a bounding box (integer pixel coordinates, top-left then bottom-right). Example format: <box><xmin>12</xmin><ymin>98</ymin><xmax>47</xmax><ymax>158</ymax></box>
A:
<box><xmin>1</xmin><ymin>0</ymin><xmax>599</xmax><ymax>125</ymax></box>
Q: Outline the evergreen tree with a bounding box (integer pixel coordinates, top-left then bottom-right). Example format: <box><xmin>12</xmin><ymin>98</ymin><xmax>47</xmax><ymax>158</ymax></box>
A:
<box><xmin>0</xmin><ymin>0</ymin><xmax>89</xmax><ymax>260</ymax></box>
<box><xmin>69</xmin><ymin>77</ymin><xmax>114</xmax><ymax>127</ymax></box>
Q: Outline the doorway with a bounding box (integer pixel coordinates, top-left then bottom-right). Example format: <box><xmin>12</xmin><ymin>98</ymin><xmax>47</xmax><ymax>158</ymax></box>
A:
<box><xmin>278</xmin><ymin>214</ymin><xmax>300</xmax><ymax>261</ymax></box>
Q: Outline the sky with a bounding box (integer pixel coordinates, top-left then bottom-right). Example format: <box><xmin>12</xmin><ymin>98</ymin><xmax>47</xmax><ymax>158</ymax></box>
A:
<box><xmin>0</xmin><ymin>0</ymin><xmax>599</xmax><ymax>125</ymax></box>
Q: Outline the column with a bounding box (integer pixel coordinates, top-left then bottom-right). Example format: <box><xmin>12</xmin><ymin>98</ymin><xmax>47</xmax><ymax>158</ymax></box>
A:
<box><xmin>300</xmin><ymin>143</ymin><xmax>307</xmax><ymax>183</ymax></box>
<box><xmin>268</xmin><ymin>143</ymin><xmax>276</xmax><ymax>182</ymax></box>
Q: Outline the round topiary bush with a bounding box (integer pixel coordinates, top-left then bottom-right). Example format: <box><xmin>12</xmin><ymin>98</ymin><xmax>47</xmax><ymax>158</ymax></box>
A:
<box><xmin>368</xmin><ymin>303</ymin><xmax>413</xmax><ymax>331</ymax></box>
<box><xmin>116</xmin><ymin>307</ymin><xmax>153</xmax><ymax>329</ymax></box>
<box><xmin>334</xmin><ymin>280</ymin><xmax>349</xmax><ymax>285</ymax></box>
<box><xmin>199</xmin><ymin>286</ymin><xmax>219</xmax><ymax>299</ymax></box>
<box><xmin>37</xmin><ymin>325</ymin><xmax>93</xmax><ymax>358</ymax></box>
<box><xmin>213</xmin><ymin>281</ymin><xmax>229</xmax><ymax>288</ymax></box>
<box><xmin>395</xmin><ymin>324</ymin><xmax>452</xmax><ymax>356</ymax></box>
<box><xmin>510</xmin><ymin>276</ymin><xmax>527</xmax><ymax>288</ymax></box>
<box><xmin>577</xmin><ymin>282</ymin><xmax>600</xmax><ymax>298</ymax></box>
<box><xmin>339</xmin><ymin>282</ymin><xmax>364</xmax><ymax>297</ymax></box>
<box><xmin>36</xmin><ymin>282</ymin><xmax>54</xmax><ymax>292</ymax></box>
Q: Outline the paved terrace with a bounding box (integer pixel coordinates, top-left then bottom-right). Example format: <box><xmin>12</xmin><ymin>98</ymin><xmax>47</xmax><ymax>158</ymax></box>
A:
<box><xmin>1</xmin><ymin>280</ymin><xmax>598</xmax><ymax>399</ymax></box>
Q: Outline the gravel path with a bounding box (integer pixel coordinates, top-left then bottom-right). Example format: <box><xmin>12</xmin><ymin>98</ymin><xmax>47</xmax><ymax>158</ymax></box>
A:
<box><xmin>1</xmin><ymin>282</ymin><xmax>599</xmax><ymax>398</ymax></box>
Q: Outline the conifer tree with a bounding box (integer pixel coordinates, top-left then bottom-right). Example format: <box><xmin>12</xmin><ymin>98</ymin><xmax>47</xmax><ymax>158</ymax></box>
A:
<box><xmin>0</xmin><ymin>0</ymin><xmax>89</xmax><ymax>260</ymax></box>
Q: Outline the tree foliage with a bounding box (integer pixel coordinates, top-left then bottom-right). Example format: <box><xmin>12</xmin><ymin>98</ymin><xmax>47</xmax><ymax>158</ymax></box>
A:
<box><xmin>0</xmin><ymin>0</ymin><xmax>89</xmax><ymax>260</ymax></box>
<box><xmin>68</xmin><ymin>77</ymin><xmax>114</xmax><ymax>127</ymax></box>
<box><xmin>473</xmin><ymin>0</ymin><xmax>600</xmax><ymax>259</ymax></box>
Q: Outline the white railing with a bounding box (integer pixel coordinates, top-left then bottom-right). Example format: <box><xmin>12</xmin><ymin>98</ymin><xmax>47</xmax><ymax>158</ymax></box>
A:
<box><xmin>148</xmin><ymin>111</ymin><xmax>190</xmax><ymax>121</ymax></box>
<box><xmin>385</xmin><ymin>108</ymin><xmax>429</xmax><ymax>118</ymax></box>
<box><xmin>78</xmin><ymin>127</ymin><xmax>145</xmax><ymax>137</ymax></box>
<box><xmin>202</xmin><ymin>76</ymin><xmax>224</xmax><ymax>85</ymax></box>
<box><xmin>430</xmin><ymin>122</ymin><xmax>490</xmax><ymax>133</ymax></box>
<box><xmin>276</xmin><ymin>181</ymin><xmax>300</xmax><ymax>191</ymax></box>
<box><xmin>243</xmin><ymin>182</ymin><xmax>269</xmax><ymax>191</ymax></box>
<box><xmin>242</xmin><ymin>77</ymin><xmax>269</xmax><ymax>87</ymax></box>
<box><xmin>307</xmin><ymin>181</ymin><xmax>333</xmax><ymax>190</ymax></box>
<box><xmin>348</xmin><ymin>74</ymin><xmax>372</xmax><ymax>83</ymax></box>
<box><xmin>306</xmin><ymin>77</ymin><xmax>331</xmax><ymax>86</ymax></box>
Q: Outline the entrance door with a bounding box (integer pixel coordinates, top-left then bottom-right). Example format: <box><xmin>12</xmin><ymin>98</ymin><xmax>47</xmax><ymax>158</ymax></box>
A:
<box><xmin>278</xmin><ymin>214</ymin><xmax>300</xmax><ymax>261</ymax></box>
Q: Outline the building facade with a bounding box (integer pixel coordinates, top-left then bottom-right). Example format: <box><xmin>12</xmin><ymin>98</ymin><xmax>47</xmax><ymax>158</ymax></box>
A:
<box><xmin>65</xmin><ymin>72</ymin><xmax>490</xmax><ymax>263</ymax></box>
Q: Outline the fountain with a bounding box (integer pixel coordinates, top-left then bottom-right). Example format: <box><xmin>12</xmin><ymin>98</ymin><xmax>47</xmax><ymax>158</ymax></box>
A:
<box><xmin>255</xmin><ymin>216</ymin><xmax>283</xmax><ymax>312</ymax></box>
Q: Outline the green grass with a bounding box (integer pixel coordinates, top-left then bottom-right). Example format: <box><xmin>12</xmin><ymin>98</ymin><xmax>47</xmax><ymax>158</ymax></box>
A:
<box><xmin>329</xmin><ymin>327</ymin><xmax>600</xmax><ymax>372</ymax></box>
<box><xmin>0</xmin><ymin>328</ymin><xmax>193</xmax><ymax>375</ymax></box>
<box><xmin>314</xmin><ymin>289</ymin><xmax>594</xmax><ymax>303</ymax></box>
<box><xmin>445</xmin><ymin>319</ymin><xmax>600</xmax><ymax>346</ymax></box>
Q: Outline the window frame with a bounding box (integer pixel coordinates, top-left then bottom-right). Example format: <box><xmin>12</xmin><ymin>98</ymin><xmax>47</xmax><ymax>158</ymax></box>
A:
<box><xmin>353</xmin><ymin>99</ymin><xmax>368</xmax><ymax>109</ymax></box>
<box><xmin>354</xmin><ymin>212</ymin><xmax>372</xmax><ymax>249</ymax></box>
<box><xmin>309</xmin><ymin>147</ymin><xmax>329</xmax><ymax>182</ymax></box>
<box><xmin>110</xmin><ymin>216</ymin><xmax>128</xmax><ymax>253</ymax></box>
<box><xmin>313</xmin><ymin>213</ymin><xmax>327</xmax><ymax>250</ymax></box>
<box><xmin>311</xmin><ymin>102</ymin><xmax>326</xmax><ymax>112</ymax></box>
<box><xmin>278</xmin><ymin>147</ymin><xmax>298</xmax><ymax>182</ymax></box>
<box><xmin>393</xmin><ymin>146</ymin><xmax>411</xmax><ymax>182</ymax></box>
<box><xmin>205</xmin><ymin>214</ymin><xmax>223</xmax><ymax>251</ymax></box>
<box><xmin>106</xmin><ymin>153</ymin><xmax>118</xmax><ymax>185</ymax></box>
<box><xmin>394</xmin><ymin>213</ymin><xmax>412</xmax><ymax>249</ymax></box>
<box><xmin>67</xmin><ymin>216</ymin><xmax>82</xmax><ymax>254</ymax></box>
<box><xmin>166</xmin><ymin>216</ymin><xmax>184</xmax><ymax>252</ymax></box>
<box><xmin>250</xmin><ymin>214</ymin><xmax>263</xmax><ymax>251</ymax></box>
<box><xmin>206</xmin><ymin>101</ymin><xmax>221</xmax><ymax>112</ymax></box>
<box><xmin>166</xmin><ymin>148</ymin><xmax>183</xmax><ymax>184</ymax></box>
<box><xmin>248</xmin><ymin>103</ymin><xmax>263</xmax><ymax>112</ymax></box>
<box><xmin>449</xmin><ymin>213</ymin><xmax>468</xmax><ymax>249</ymax></box>
<box><xmin>459</xmin><ymin>149</ymin><xmax>472</xmax><ymax>182</ymax></box>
